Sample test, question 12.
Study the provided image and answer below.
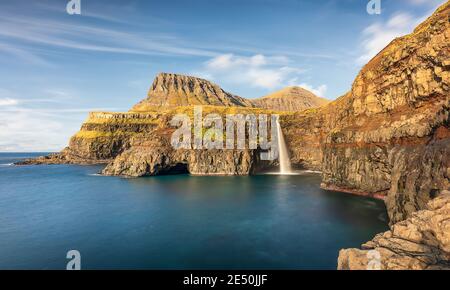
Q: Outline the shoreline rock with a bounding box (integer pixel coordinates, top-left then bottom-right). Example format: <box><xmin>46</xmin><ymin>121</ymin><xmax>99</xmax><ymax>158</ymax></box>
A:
<box><xmin>320</xmin><ymin>183</ymin><xmax>387</xmax><ymax>200</ymax></box>
<box><xmin>338</xmin><ymin>194</ymin><xmax>450</xmax><ymax>270</ymax></box>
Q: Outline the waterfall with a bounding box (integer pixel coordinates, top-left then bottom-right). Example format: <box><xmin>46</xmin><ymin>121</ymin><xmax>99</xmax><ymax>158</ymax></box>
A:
<box><xmin>276</xmin><ymin>119</ymin><xmax>292</xmax><ymax>174</ymax></box>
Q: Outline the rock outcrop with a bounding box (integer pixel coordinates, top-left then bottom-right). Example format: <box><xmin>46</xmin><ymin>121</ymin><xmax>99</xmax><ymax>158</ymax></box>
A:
<box><xmin>18</xmin><ymin>75</ymin><xmax>324</xmax><ymax>169</ymax></box>
<box><xmin>132</xmin><ymin>73</ymin><xmax>327</xmax><ymax>112</ymax></box>
<box><xmin>100</xmin><ymin>105</ymin><xmax>277</xmax><ymax>177</ymax></box>
<box><xmin>338</xmin><ymin>194</ymin><xmax>450</xmax><ymax>270</ymax></box>
<box><xmin>132</xmin><ymin>73</ymin><xmax>254</xmax><ymax>110</ymax></box>
<box><xmin>102</xmin><ymin>128</ymin><xmax>260</xmax><ymax>177</ymax></box>
<box><xmin>252</xmin><ymin>86</ymin><xmax>329</xmax><ymax>112</ymax></box>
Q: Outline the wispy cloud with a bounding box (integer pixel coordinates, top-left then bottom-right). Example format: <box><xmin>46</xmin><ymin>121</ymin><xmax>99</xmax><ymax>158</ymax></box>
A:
<box><xmin>0</xmin><ymin>14</ymin><xmax>217</xmax><ymax>57</ymax></box>
<box><xmin>357</xmin><ymin>13</ymin><xmax>421</xmax><ymax>64</ymax></box>
<box><xmin>0</xmin><ymin>0</ymin><xmax>340</xmax><ymax>67</ymax></box>
<box><xmin>197</xmin><ymin>54</ymin><xmax>305</xmax><ymax>90</ymax></box>
<box><xmin>291</xmin><ymin>82</ymin><xmax>328</xmax><ymax>98</ymax></box>
<box><xmin>0</xmin><ymin>112</ymin><xmax>65</xmax><ymax>152</ymax></box>
<box><xmin>0</xmin><ymin>98</ymin><xmax>19</xmax><ymax>106</ymax></box>
<box><xmin>196</xmin><ymin>53</ymin><xmax>328</xmax><ymax>97</ymax></box>
<box><xmin>0</xmin><ymin>1</ymin><xmax>223</xmax><ymax>68</ymax></box>
<box><xmin>0</xmin><ymin>87</ymin><xmax>77</xmax><ymax>106</ymax></box>
<box><xmin>0</xmin><ymin>101</ymin><xmax>70</xmax><ymax>151</ymax></box>
<box><xmin>0</xmin><ymin>42</ymin><xmax>51</xmax><ymax>65</ymax></box>
<box><xmin>403</xmin><ymin>0</ymin><xmax>445</xmax><ymax>6</ymax></box>
<box><xmin>0</xmin><ymin>107</ymin><xmax>120</xmax><ymax>113</ymax></box>
<box><xmin>35</xmin><ymin>0</ymin><xmax>134</xmax><ymax>24</ymax></box>
<box><xmin>0</xmin><ymin>102</ymin><xmax>121</xmax><ymax>152</ymax></box>
<box><xmin>0</xmin><ymin>84</ymin><xmax>119</xmax><ymax>151</ymax></box>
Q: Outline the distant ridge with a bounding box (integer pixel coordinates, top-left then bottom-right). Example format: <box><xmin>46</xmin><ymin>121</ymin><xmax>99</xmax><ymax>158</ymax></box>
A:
<box><xmin>132</xmin><ymin>73</ymin><xmax>328</xmax><ymax>112</ymax></box>
<box><xmin>251</xmin><ymin>86</ymin><xmax>330</xmax><ymax>112</ymax></box>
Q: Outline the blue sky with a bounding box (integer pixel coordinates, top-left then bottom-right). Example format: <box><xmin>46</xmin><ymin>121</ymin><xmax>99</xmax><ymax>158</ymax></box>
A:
<box><xmin>0</xmin><ymin>0</ymin><xmax>446</xmax><ymax>151</ymax></box>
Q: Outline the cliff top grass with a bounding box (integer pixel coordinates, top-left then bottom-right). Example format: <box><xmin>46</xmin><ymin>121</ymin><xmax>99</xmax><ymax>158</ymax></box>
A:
<box><xmin>74</xmin><ymin>130</ymin><xmax>143</xmax><ymax>139</ymax></box>
<box><xmin>75</xmin><ymin>105</ymin><xmax>295</xmax><ymax>140</ymax></box>
<box><xmin>164</xmin><ymin>105</ymin><xmax>287</xmax><ymax>116</ymax></box>
<box><xmin>86</xmin><ymin>112</ymin><xmax>162</xmax><ymax>124</ymax></box>
<box><xmin>130</xmin><ymin>105</ymin><xmax>294</xmax><ymax>116</ymax></box>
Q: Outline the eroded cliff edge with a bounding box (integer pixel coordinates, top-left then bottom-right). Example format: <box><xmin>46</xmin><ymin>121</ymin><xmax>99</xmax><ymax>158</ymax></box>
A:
<box><xmin>338</xmin><ymin>194</ymin><xmax>450</xmax><ymax>270</ymax></box>
<box><xmin>284</xmin><ymin>1</ymin><xmax>449</xmax><ymax>223</ymax></box>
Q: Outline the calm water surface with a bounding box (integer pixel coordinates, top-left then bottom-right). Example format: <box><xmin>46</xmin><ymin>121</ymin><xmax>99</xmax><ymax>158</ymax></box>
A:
<box><xmin>0</xmin><ymin>153</ymin><xmax>388</xmax><ymax>270</ymax></box>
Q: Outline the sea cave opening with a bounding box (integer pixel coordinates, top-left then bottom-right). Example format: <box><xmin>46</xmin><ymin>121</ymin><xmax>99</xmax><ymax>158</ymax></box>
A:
<box><xmin>159</xmin><ymin>163</ymin><xmax>189</xmax><ymax>175</ymax></box>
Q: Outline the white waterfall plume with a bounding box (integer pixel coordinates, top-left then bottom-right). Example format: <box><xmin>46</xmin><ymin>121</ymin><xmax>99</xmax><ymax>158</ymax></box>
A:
<box><xmin>276</xmin><ymin>120</ymin><xmax>292</xmax><ymax>174</ymax></box>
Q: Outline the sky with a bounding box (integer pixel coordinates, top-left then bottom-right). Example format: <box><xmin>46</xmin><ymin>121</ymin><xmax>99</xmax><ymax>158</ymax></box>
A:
<box><xmin>0</xmin><ymin>0</ymin><xmax>446</xmax><ymax>152</ymax></box>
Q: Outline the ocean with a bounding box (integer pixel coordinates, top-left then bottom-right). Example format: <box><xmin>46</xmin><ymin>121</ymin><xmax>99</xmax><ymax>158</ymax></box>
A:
<box><xmin>0</xmin><ymin>153</ymin><xmax>388</xmax><ymax>270</ymax></box>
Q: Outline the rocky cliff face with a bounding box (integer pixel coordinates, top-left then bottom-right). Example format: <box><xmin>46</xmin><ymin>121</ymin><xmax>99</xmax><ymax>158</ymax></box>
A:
<box><xmin>326</xmin><ymin>2</ymin><xmax>450</xmax><ymax>223</ymax></box>
<box><xmin>132</xmin><ymin>73</ymin><xmax>254</xmax><ymax>110</ymax></box>
<box><xmin>18</xmin><ymin>74</ymin><xmax>324</xmax><ymax>169</ymax></box>
<box><xmin>252</xmin><ymin>86</ymin><xmax>329</xmax><ymax>112</ymax></box>
<box><xmin>132</xmin><ymin>73</ymin><xmax>327</xmax><ymax>112</ymax></box>
<box><xmin>283</xmin><ymin>1</ymin><xmax>450</xmax><ymax>223</ymax></box>
<box><xmin>338</xmin><ymin>194</ymin><xmax>450</xmax><ymax>270</ymax></box>
<box><xmin>100</xmin><ymin>105</ymin><xmax>276</xmax><ymax>177</ymax></box>
<box><xmin>101</xmin><ymin>128</ymin><xmax>260</xmax><ymax>177</ymax></box>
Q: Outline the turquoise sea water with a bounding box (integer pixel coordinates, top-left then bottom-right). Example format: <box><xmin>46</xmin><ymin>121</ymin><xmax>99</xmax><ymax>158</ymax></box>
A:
<box><xmin>0</xmin><ymin>153</ymin><xmax>388</xmax><ymax>270</ymax></box>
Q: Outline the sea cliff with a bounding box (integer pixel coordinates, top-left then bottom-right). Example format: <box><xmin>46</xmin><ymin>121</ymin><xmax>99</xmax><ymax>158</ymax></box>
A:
<box><xmin>284</xmin><ymin>1</ymin><xmax>449</xmax><ymax>224</ymax></box>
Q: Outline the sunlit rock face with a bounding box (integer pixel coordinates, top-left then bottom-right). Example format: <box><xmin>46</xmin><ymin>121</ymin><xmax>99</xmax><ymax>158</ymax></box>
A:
<box><xmin>17</xmin><ymin>74</ymin><xmax>327</xmax><ymax>174</ymax></box>
<box><xmin>132</xmin><ymin>73</ymin><xmax>254</xmax><ymax>109</ymax></box>
<box><xmin>101</xmin><ymin>129</ymin><xmax>261</xmax><ymax>177</ymax></box>
<box><xmin>283</xmin><ymin>1</ymin><xmax>449</xmax><ymax>224</ymax></box>
<box><xmin>338</xmin><ymin>194</ymin><xmax>450</xmax><ymax>270</ymax></box>
<box><xmin>132</xmin><ymin>73</ymin><xmax>329</xmax><ymax>112</ymax></box>
<box><xmin>252</xmin><ymin>86</ymin><xmax>330</xmax><ymax>112</ymax></box>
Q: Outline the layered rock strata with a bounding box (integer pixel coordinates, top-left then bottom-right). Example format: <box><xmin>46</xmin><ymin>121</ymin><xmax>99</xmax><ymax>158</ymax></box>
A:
<box><xmin>132</xmin><ymin>73</ymin><xmax>254</xmax><ymax>110</ymax></box>
<box><xmin>283</xmin><ymin>1</ymin><xmax>450</xmax><ymax>223</ymax></box>
<box><xmin>102</xmin><ymin>129</ymin><xmax>261</xmax><ymax>177</ymax></box>
<box><xmin>338</xmin><ymin>194</ymin><xmax>450</xmax><ymax>270</ymax></box>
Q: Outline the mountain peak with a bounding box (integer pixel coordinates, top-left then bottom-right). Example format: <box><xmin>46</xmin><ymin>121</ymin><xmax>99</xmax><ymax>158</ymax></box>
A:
<box><xmin>252</xmin><ymin>86</ymin><xmax>330</xmax><ymax>112</ymax></box>
<box><xmin>132</xmin><ymin>73</ymin><xmax>330</xmax><ymax>112</ymax></box>
<box><xmin>132</xmin><ymin>73</ymin><xmax>253</xmax><ymax>110</ymax></box>
<box><xmin>262</xmin><ymin>86</ymin><xmax>313</xmax><ymax>98</ymax></box>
